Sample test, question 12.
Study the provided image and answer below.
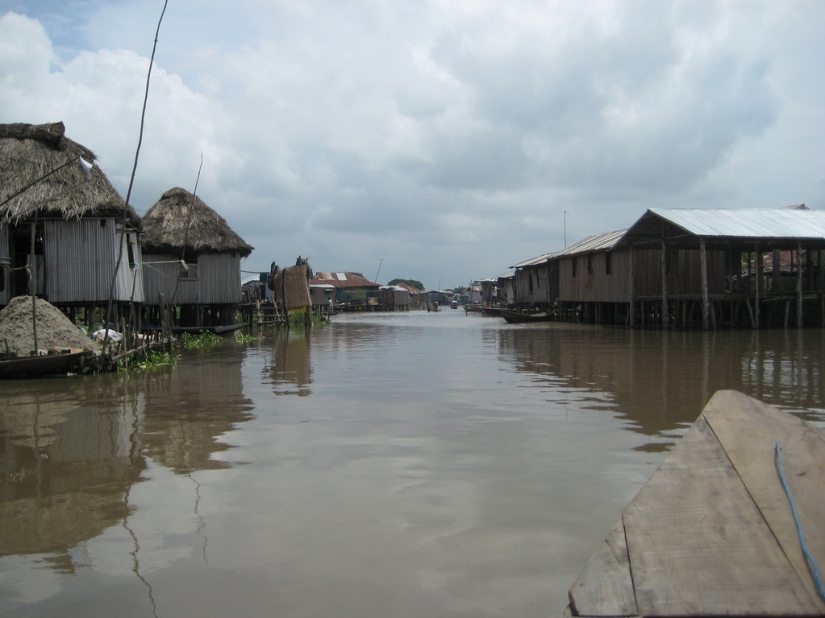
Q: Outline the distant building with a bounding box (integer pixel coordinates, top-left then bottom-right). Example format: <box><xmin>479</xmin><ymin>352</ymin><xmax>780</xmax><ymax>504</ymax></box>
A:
<box><xmin>308</xmin><ymin>272</ymin><xmax>380</xmax><ymax>306</ymax></box>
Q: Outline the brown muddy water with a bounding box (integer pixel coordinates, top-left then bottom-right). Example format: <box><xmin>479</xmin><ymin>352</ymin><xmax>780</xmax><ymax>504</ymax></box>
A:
<box><xmin>1</xmin><ymin>309</ymin><xmax>823</xmax><ymax>618</ymax></box>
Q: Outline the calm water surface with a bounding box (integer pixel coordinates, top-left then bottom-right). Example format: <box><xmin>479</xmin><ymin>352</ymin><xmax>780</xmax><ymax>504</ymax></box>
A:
<box><xmin>1</xmin><ymin>309</ymin><xmax>823</xmax><ymax>617</ymax></box>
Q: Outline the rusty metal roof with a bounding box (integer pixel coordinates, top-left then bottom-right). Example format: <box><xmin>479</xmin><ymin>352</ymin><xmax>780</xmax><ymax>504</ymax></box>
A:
<box><xmin>510</xmin><ymin>252</ymin><xmax>558</xmax><ymax>269</ymax></box>
<box><xmin>309</xmin><ymin>272</ymin><xmax>379</xmax><ymax>288</ymax></box>
<box><xmin>616</xmin><ymin>208</ymin><xmax>825</xmax><ymax>248</ymax></box>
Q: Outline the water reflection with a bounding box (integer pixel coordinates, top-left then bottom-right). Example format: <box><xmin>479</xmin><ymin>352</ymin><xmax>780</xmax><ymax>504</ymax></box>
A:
<box><xmin>496</xmin><ymin>324</ymin><xmax>825</xmax><ymax>450</ymax></box>
<box><xmin>262</xmin><ymin>332</ymin><xmax>312</xmax><ymax>396</ymax></box>
<box><xmin>0</xmin><ymin>343</ymin><xmax>254</xmax><ymax>569</ymax></box>
<box><xmin>139</xmin><ymin>346</ymin><xmax>254</xmax><ymax>472</ymax></box>
<box><xmin>0</xmin><ymin>380</ymin><xmax>144</xmax><ymax>568</ymax></box>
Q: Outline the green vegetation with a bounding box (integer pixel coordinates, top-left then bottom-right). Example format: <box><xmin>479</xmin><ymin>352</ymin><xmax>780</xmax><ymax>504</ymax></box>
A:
<box><xmin>388</xmin><ymin>278</ymin><xmax>424</xmax><ymax>290</ymax></box>
<box><xmin>117</xmin><ymin>349</ymin><xmax>178</xmax><ymax>372</ymax></box>
<box><xmin>181</xmin><ymin>331</ymin><xmax>221</xmax><ymax>349</ymax></box>
<box><xmin>234</xmin><ymin>331</ymin><xmax>255</xmax><ymax>343</ymax></box>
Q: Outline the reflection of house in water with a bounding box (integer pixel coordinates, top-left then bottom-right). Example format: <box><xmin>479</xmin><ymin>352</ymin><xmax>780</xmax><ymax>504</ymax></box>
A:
<box><xmin>0</xmin><ymin>382</ymin><xmax>145</xmax><ymax>565</ymax></box>
<box><xmin>0</xmin><ymin>345</ymin><xmax>255</xmax><ymax>568</ymax></box>
<box><xmin>139</xmin><ymin>346</ymin><xmax>255</xmax><ymax>473</ymax></box>
<box><xmin>495</xmin><ymin>327</ymin><xmax>825</xmax><ymax>449</ymax></box>
<box><xmin>267</xmin><ymin>332</ymin><xmax>312</xmax><ymax>396</ymax></box>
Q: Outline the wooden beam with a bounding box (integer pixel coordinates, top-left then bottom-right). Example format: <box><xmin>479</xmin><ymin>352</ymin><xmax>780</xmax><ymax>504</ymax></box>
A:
<box><xmin>755</xmin><ymin>244</ymin><xmax>761</xmax><ymax>329</ymax></box>
<box><xmin>700</xmin><ymin>238</ymin><xmax>709</xmax><ymax>330</ymax></box>
<box><xmin>797</xmin><ymin>241</ymin><xmax>803</xmax><ymax>328</ymax></box>
<box><xmin>661</xmin><ymin>239</ymin><xmax>668</xmax><ymax>328</ymax></box>
<box><xmin>629</xmin><ymin>247</ymin><xmax>635</xmax><ymax>327</ymax></box>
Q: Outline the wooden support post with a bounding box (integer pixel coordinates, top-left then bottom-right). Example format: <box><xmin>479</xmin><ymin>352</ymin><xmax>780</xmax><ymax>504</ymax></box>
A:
<box><xmin>661</xmin><ymin>239</ymin><xmax>668</xmax><ymax>328</ymax></box>
<box><xmin>628</xmin><ymin>247</ymin><xmax>635</xmax><ymax>327</ymax></box>
<box><xmin>709</xmin><ymin>300</ymin><xmax>717</xmax><ymax>330</ymax></box>
<box><xmin>754</xmin><ymin>244</ymin><xmax>761</xmax><ymax>329</ymax></box>
<box><xmin>796</xmin><ymin>241</ymin><xmax>803</xmax><ymax>328</ymax></box>
<box><xmin>772</xmin><ymin>248</ymin><xmax>781</xmax><ymax>293</ymax></box>
<box><xmin>745</xmin><ymin>298</ymin><xmax>755</xmax><ymax>328</ymax></box>
<box><xmin>700</xmin><ymin>238</ymin><xmax>709</xmax><ymax>330</ymax></box>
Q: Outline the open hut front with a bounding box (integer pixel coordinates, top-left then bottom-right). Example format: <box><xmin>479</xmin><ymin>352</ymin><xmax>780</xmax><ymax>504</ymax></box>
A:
<box><xmin>613</xmin><ymin>208</ymin><xmax>825</xmax><ymax>329</ymax></box>
<box><xmin>0</xmin><ymin>122</ymin><xmax>144</xmax><ymax>317</ymax></box>
<box><xmin>141</xmin><ymin>187</ymin><xmax>253</xmax><ymax>327</ymax></box>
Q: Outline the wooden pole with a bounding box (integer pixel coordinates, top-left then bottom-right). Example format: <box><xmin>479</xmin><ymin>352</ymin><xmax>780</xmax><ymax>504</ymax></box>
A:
<box><xmin>754</xmin><ymin>244</ymin><xmax>761</xmax><ymax>329</ymax></box>
<box><xmin>661</xmin><ymin>239</ymin><xmax>668</xmax><ymax>328</ymax></box>
<box><xmin>796</xmin><ymin>241</ymin><xmax>803</xmax><ymax>328</ymax></box>
<box><xmin>629</xmin><ymin>247</ymin><xmax>635</xmax><ymax>327</ymax></box>
<box><xmin>29</xmin><ymin>221</ymin><xmax>39</xmax><ymax>353</ymax></box>
<box><xmin>700</xmin><ymin>238</ymin><xmax>709</xmax><ymax>330</ymax></box>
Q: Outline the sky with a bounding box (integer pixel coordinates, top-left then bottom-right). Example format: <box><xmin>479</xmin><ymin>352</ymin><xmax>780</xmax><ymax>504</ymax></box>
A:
<box><xmin>1</xmin><ymin>1</ymin><xmax>824</xmax><ymax>290</ymax></box>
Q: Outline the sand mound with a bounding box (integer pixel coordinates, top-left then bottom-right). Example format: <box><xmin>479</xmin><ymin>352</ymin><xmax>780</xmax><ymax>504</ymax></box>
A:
<box><xmin>0</xmin><ymin>296</ymin><xmax>100</xmax><ymax>356</ymax></box>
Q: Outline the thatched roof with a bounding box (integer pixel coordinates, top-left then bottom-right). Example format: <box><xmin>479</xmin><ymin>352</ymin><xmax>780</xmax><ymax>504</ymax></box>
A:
<box><xmin>142</xmin><ymin>187</ymin><xmax>253</xmax><ymax>258</ymax></box>
<box><xmin>0</xmin><ymin>122</ymin><xmax>140</xmax><ymax>227</ymax></box>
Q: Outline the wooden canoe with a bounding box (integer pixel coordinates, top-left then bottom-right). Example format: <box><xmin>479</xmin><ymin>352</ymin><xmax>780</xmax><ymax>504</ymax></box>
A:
<box><xmin>0</xmin><ymin>350</ymin><xmax>91</xmax><ymax>379</ymax></box>
<box><xmin>500</xmin><ymin>310</ymin><xmax>553</xmax><ymax>323</ymax></box>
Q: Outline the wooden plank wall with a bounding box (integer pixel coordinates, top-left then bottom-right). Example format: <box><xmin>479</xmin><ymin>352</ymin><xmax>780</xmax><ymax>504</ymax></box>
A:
<box><xmin>0</xmin><ymin>225</ymin><xmax>9</xmax><ymax>306</ymax></box>
<box><xmin>142</xmin><ymin>253</ymin><xmax>241</xmax><ymax>305</ymax></box>
<box><xmin>558</xmin><ymin>250</ymin><xmax>631</xmax><ymax>303</ymax></box>
<box><xmin>43</xmin><ymin>218</ymin><xmax>144</xmax><ymax>303</ymax></box>
<box><xmin>558</xmin><ymin>248</ymin><xmax>730</xmax><ymax>300</ymax></box>
<box><xmin>513</xmin><ymin>263</ymin><xmax>554</xmax><ymax>306</ymax></box>
<box><xmin>198</xmin><ymin>253</ymin><xmax>242</xmax><ymax>304</ymax></box>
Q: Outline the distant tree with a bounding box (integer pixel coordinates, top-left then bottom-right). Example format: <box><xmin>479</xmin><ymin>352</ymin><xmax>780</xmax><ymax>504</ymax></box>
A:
<box><xmin>388</xmin><ymin>278</ymin><xmax>425</xmax><ymax>290</ymax></box>
<box><xmin>453</xmin><ymin>286</ymin><xmax>466</xmax><ymax>295</ymax></box>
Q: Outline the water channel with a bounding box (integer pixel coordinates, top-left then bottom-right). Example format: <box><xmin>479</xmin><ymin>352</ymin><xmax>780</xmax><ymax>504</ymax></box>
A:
<box><xmin>1</xmin><ymin>309</ymin><xmax>823</xmax><ymax>617</ymax></box>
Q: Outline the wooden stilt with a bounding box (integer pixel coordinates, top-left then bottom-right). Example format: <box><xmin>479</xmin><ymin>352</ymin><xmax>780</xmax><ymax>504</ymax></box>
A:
<box><xmin>796</xmin><ymin>241</ymin><xmax>803</xmax><ymax>328</ymax></box>
<box><xmin>755</xmin><ymin>244</ymin><xmax>761</xmax><ymax>329</ymax></box>
<box><xmin>700</xmin><ymin>238</ymin><xmax>709</xmax><ymax>330</ymax></box>
<box><xmin>661</xmin><ymin>239</ymin><xmax>668</xmax><ymax>328</ymax></box>
<box><xmin>629</xmin><ymin>247</ymin><xmax>635</xmax><ymax>327</ymax></box>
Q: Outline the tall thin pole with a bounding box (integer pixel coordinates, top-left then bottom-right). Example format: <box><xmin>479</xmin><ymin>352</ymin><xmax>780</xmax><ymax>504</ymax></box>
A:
<box><xmin>374</xmin><ymin>258</ymin><xmax>383</xmax><ymax>284</ymax></box>
<box><xmin>103</xmin><ymin>0</ymin><xmax>168</xmax><ymax>358</ymax></box>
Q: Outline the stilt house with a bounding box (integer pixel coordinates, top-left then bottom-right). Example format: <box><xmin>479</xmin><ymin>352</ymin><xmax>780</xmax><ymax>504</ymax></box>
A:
<box><xmin>510</xmin><ymin>252</ymin><xmax>558</xmax><ymax>311</ymax></box>
<box><xmin>141</xmin><ymin>187</ymin><xmax>253</xmax><ymax>327</ymax></box>
<box><xmin>614</xmin><ymin>207</ymin><xmax>825</xmax><ymax>329</ymax></box>
<box><xmin>308</xmin><ymin>272</ymin><xmax>380</xmax><ymax>307</ymax></box>
<box><xmin>0</xmin><ymin>122</ymin><xmax>144</xmax><ymax>317</ymax></box>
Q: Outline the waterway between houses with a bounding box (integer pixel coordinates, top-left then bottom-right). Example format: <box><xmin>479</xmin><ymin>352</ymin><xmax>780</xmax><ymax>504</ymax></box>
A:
<box><xmin>1</xmin><ymin>309</ymin><xmax>823</xmax><ymax>617</ymax></box>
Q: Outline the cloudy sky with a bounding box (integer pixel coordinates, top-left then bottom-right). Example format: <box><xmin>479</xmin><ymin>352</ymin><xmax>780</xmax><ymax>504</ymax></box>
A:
<box><xmin>1</xmin><ymin>1</ymin><xmax>823</xmax><ymax>289</ymax></box>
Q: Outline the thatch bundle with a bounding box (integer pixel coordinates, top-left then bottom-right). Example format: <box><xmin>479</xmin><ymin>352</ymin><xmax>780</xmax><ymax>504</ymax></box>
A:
<box><xmin>0</xmin><ymin>122</ymin><xmax>139</xmax><ymax>227</ymax></box>
<box><xmin>142</xmin><ymin>187</ymin><xmax>253</xmax><ymax>259</ymax></box>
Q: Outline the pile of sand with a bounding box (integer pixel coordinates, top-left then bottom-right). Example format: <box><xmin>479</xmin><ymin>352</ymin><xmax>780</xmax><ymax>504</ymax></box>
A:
<box><xmin>0</xmin><ymin>296</ymin><xmax>100</xmax><ymax>356</ymax></box>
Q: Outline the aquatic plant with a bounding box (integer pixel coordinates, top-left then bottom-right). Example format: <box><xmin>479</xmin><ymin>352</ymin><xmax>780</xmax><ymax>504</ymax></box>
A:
<box><xmin>181</xmin><ymin>331</ymin><xmax>221</xmax><ymax>349</ymax></box>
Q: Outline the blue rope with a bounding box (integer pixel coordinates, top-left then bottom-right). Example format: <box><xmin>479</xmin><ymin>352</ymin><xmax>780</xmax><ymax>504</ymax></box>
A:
<box><xmin>775</xmin><ymin>441</ymin><xmax>825</xmax><ymax>603</ymax></box>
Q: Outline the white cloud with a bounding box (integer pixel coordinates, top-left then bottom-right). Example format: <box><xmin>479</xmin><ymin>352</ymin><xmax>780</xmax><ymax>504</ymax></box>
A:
<box><xmin>1</xmin><ymin>1</ymin><xmax>824</xmax><ymax>288</ymax></box>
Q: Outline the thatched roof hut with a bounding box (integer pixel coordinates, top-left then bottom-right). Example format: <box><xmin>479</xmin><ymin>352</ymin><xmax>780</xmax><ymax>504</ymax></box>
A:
<box><xmin>142</xmin><ymin>187</ymin><xmax>253</xmax><ymax>260</ymax></box>
<box><xmin>0</xmin><ymin>122</ymin><xmax>139</xmax><ymax>227</ymax></box>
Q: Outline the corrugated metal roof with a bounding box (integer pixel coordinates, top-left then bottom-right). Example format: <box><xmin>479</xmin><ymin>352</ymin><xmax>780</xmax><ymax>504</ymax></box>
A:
<box><xmin>510</xmin><ymin>252</ymin><xmax>558</xmax><ymax>269</ymax></box>
<box><xmin>309</xmin><ymin>272</ymin><xmax>379</xmax><ymax>288</ymax></box>
<box><xmin>616</xmin><ymin>208</ymin><xmax>825</xmax><ymax>247</ymax></box>
<box><xmin>550</xmin><ymin>229</ymin><xmax>627</xmax><ymax>259</ymax></box>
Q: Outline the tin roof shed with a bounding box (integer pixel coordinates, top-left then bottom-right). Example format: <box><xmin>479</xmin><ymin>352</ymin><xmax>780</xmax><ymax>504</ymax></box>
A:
<box><xmin>615</xmin><ymin>208</ymin><xmax>825</xmax><ymax>249</ymax></box>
